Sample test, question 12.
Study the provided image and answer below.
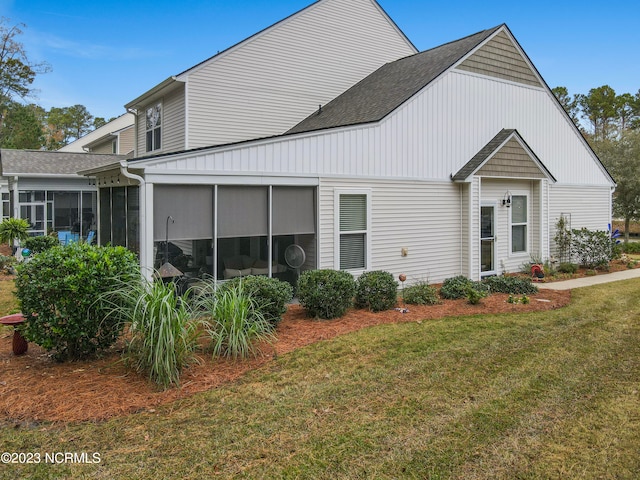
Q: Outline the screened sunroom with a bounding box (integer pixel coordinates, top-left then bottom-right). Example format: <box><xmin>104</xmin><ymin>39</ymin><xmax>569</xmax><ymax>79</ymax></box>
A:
<box><xmin>98</xmin><ymin>181</ymin><xmax>317</xmax><ymax>286</ymax></box>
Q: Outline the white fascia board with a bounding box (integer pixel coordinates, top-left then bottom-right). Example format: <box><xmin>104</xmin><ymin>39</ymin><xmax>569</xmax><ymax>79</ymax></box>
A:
<box><xmin>144</xmin><ymin>172</ymin><xmax>319</xmax><ymax>186</ymax></box>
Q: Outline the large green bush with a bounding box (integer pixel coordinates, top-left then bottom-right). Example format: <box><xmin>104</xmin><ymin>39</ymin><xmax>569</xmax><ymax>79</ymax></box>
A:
<box><xmin>481</xmin><ymin>275</ymin><xmax>538</xmax><ymax>295</ymax></box>
<box><xmin>402</xmin><ymin>281</ymin><xmax>440</xmax><ymax>305</ymax></box>
<box><xmin>23</xmin><ymin>235</ymin><xmax>59</xmax><ymax>253</ymax></box>
<box><xmin>297</xmin><ymin>269</ymin><xmax>356</xmax><ymax>319</ymax></box>
<box><xmin>354</xmin><ymin>270</ymin><xmax>398</xmax><ymax>312</ymax></box>
<box><xmin>440</xmin><ymin>275</ymin><xmax>488</xmax><ymax>300</ymax></box>
<box><xmin>219</xmin><ymin>275</ymin><xmax>293</xmax><ymax>327</ymax></box>
<box><xmin>571</xmin><ymin>228</ymin><xmax>613</xmax><ymax>268</ymax></box>
<box><xmin>15</xmin><ymin>242</ymin><xmax>139</xmax><ymax>361</ymax></box>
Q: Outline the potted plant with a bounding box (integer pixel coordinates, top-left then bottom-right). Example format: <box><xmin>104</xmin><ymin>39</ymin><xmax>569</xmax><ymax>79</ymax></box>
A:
<box><xmin>0</xmin><ymin>218</ymin><xmax>30</xmax><ymax>254</ymax></box>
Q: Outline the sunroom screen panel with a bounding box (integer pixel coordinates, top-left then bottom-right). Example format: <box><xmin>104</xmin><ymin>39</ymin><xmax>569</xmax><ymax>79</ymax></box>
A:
<box><xmin>217</xmin><ymin>186</ymin><xmax>268</xmax><ymax>238</ymax></box>
<box><xmin>272</xmin><ymin>186</ymin><xmax>316</xmax><ymax>235</ymax></box>
<box><xmin>153</xmin><ymin>185</ymin><xmax>213</xmax><ymax>241</ymax></box>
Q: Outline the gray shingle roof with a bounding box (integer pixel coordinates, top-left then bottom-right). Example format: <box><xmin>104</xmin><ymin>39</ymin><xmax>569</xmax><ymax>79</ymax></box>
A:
<box><xmin>286</xmin><ymin>25</ymin><xmax>502</xmax><ymax>135</ymax></box>
<box><xmin>0</xmin><ymin>150</ymin><xmax>124</xmax><ymax>176</ymax></box>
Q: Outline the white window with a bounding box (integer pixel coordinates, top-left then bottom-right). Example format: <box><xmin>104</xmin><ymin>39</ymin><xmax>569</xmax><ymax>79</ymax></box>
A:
<box><xmin>145</xmin><ymin>103</ymin><xmax>162</xmax><ymax>152</ymax></box>
<box><xmin>1</xmin><ymin>192</ymin><xmax>10</xmax><ymax>220</ymax></box>
<box><xmin>336</xmin><ymin>191</ymin><xmax>370</xmax><ymax>270</ymax></box>
<box><xmin>511</xmin><ymin>195</ymin><xmax>528</xmax><ymax>253</ymax></box>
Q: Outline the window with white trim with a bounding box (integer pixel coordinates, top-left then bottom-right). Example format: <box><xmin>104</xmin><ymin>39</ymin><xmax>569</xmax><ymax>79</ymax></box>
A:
<box><xmin>338</xmin><ymin>193</ymin><xmax>368</xmax><ymax>270</ymax></box>
<box><xmin>145</xmin><ymin>103</ymin><xmax>162</xmax><ymax>152</ymax></box>
<box><xmin>511</xmin><ymin>195</ymin><xmax>527</xmax><ymax>253</ymax></box>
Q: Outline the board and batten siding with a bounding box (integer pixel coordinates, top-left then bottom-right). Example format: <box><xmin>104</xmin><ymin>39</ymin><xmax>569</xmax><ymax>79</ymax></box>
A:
<box><xmin>142</xmin><ymin>68</ymin><xmax>611</xmax><ymax>191</ymax></box>
<box><xmin>135</xmin><ymin>85</ymin><xmax>185</xmax><ymax>156</ymax></box>
<box><xmin>319</xmin><ymin>178</ymin><xmax>463</xmax><ymax>284</ymax></box>
<box><xmin>183</xmin><ymin>0</ymin><xmax>416</xmax><ymax>149</ymax></box>
<box><xmin>383</xmin><ymin>70</ymin><xmax>611</xmax><ymax>186</ymax></box>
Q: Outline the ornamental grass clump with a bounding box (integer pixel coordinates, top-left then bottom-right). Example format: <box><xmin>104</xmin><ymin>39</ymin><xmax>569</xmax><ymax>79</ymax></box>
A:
<box><xmin>110</xmin><ymin>279</ymin><xmax>199</xmax><ymax>389</ymax></box>
<box><xmin>194</xmin><ymin>281</ymin><xmax>276</xmax><ymax>360</ymax></box>
<box><xmin>354</xmin><ymin>270</ymin><xmax>398</xmax><ymax>312</ymax></box>
<box><xmin>217</xmin><ymin>275</ymin><xmax>293</xmax><ymax>327</ymax></box>
<box><xmin>297</xmin><ymin>269</ymin><xmax>356</xmax><ymax>319</ymax></box>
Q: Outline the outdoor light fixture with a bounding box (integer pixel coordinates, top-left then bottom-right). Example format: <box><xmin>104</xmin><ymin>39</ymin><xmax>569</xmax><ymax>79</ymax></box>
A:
<box><xmin>502</xmin><ymin>191</ymin><xmax>512</xmax><ymax>208</ymax></box>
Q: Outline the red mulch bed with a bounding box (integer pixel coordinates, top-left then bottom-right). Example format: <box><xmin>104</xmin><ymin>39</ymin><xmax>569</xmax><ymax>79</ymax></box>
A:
<box><xmin>0</xmin><ymin>289</ymin><xmax>570</xmax><ymax>424</ymax></box>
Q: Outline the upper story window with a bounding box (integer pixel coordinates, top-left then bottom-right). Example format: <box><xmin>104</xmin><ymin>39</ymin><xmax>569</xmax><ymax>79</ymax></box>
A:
<box><xmin>511</xmin><ymin>195</ymin><xmax>528</xmax><ymax>254</ymax></box>
<box><xmin>145</xmin><ymin>103</ymin><xmax>162</xmax><ymax>152</ymax></box>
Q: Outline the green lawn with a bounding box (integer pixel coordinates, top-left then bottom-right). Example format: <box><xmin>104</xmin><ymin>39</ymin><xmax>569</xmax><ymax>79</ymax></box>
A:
<box><xmin>1</xmin><ymin>280</ymin><xmax>639</xmax><ymax>479</ymax></box>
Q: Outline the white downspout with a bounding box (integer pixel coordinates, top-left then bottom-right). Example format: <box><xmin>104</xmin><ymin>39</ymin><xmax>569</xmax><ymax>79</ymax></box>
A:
<box><xmin>119</xmin><ymin>161</ymin><xmax>150</xmax><ymax>279</ymax></box>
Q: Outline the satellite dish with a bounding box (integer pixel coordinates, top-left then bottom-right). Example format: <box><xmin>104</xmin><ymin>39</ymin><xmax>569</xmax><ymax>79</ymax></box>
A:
<box><xmin>284</xmin><ymin>244</ymin><xmax>306</xmax><ymax>269</ymax></box>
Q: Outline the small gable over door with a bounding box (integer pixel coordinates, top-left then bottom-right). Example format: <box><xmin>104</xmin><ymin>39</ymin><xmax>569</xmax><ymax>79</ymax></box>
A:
<box><xmin>452</xmin><ymin>129</ymin><xmax>556</xmax><ymax>182</ymax></box>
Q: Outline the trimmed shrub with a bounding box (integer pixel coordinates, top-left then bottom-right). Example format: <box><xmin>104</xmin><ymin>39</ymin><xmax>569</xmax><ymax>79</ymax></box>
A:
<box><xmin>354</xmin><ymin>270</ymin><xmax>398</xmax><ymax>312</ymax></box>
<box><xmin>23</xmin><ymin>235</ymin><xmax>59</xmax><ymax>254</ymax></box>
<box><xmin>622</xmin><ymin>242</ymin><xmax>640</xmax><ymax>254</ymax></box>
<box><xmin>219</xmin><ymin>275</ymin><xmax>293</xmax><ymax>327</ymax></box>
<box><xmin>402</xmin><ymin>282</ymin><xmax>440</xmax><ymax>306</ymax></box>
<box><xmin>440</xmin><ymin>275</ymin><xmax>488</xmax><ymax>300</ymax></box>
<box><xmin>482</xmin><ymin>276</ymin><xmax>538</xmax><ymax>295</ymax></box>
<box><xmin>297</xmin><ymin>269</ymin><xmax>356</xmax><ymax>319</ymax></box>
<box><xmin>558</xmin><ymin>262</ymin><xmax>578</xmax><ymax>274</ymax></box>
<box><xmin>15</xmin><ymin>242</ymin><xmax>139</xmax><ymax>361</ymax></box>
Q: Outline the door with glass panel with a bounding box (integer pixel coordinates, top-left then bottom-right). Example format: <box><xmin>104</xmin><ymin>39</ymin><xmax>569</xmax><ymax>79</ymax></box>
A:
<box><xmin>480</xmin><ymin>205</ymin><xmax>496</xmax><ymax>276</ymax></box>
<box><xmin>20</xmin><ymin>203</ymin><xmax>46</xmax><ymax>236</ymax></box>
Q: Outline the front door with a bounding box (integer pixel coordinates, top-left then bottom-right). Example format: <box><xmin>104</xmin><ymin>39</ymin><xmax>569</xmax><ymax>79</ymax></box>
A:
<box><xmin>480</xmin><ymin>205</ymin><xmax>496</xmax><ymax>276</ymax></box>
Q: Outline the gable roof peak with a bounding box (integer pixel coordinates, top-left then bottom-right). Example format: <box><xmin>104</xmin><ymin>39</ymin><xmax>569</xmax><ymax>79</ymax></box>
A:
<box><xmin>287</xmin><ymin>24</ymin><xmax>503</xmax><ymax>135</ymax></box>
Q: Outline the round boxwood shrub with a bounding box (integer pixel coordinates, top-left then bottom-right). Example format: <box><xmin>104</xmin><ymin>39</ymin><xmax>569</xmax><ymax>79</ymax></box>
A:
<box><xmin>23</xmin><ymin>235</ymin><xmax>59</xmax><ymax>254</ymax></box>
<box><xmin>440</xmin><ymin>275</ymin><xmax>488</xmax><ymax>300</ymax></box>
<box><xmin>15</xmin><ymin>242</ymin><xmax>140</xmax><ymax>361</ymax></box>
<box><xmin>218</xmin><ymin>275</ymin><xmax>293</xmax><ymax>327</ymax></box>
<box><xmin>354</xmin><ymin>270</ymin><xmax>398</xmax><ymax>312</ymax></box>
<box><xmin>403</xmin><ymin>281</ymin><xmax>440</xmax><ymax>305</ymax></box>
<box><xmin>297</xmin><ymin>269</ymin><xmax>356</xmax><ymax>319</ymax></box>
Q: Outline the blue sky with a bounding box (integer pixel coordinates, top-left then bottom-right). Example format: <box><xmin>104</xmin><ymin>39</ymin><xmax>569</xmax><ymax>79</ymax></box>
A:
<box><xmin>3</xmin><ymin>0</ymin><xmax>639</xmax><ymax>121</ymax></box>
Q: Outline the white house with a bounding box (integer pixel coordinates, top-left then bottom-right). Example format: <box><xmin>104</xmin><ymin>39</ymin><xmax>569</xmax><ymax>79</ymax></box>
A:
<box><xmin>59</xmin><ymin>113</ymin><xmax>135</xmax><ymax>155</ymax></box>
<box><xmin>0</xmin><ymin>150</ymin><xmax>124</xmax><ymax>238</ymax></box>
<box><xmin>123</xmin><ymin>0</ymin><xmax>417</xmax><ymax>157</ymax></box>
<box><xmin>84</xmin><ymin>17</ymin><xmax>615</xmax><ymax>284</ymax></box>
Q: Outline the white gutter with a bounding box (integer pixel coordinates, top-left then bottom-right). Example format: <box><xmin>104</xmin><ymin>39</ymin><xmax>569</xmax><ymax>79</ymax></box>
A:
<box><xmin>119</xmin><ymin>161</ymin><xmax>151</xmax><ymax>280</ymax></box>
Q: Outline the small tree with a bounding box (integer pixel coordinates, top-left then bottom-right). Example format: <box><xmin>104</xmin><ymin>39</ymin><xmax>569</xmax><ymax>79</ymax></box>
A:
<box><xmin>553</xmin><ymin>215</ymin><xmax>572</xmax><ymax>264</ymax></box>
<box><xmin>0</xmin><ymin>217</ymin><xmax>29</xmax><ymax>251</ymax></box>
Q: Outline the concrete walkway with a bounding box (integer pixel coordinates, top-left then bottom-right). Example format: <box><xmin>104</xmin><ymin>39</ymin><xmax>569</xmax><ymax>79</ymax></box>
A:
<box><xmin>538</xmin><ymin>268</ymin><xmax>640</xmax><ymax>290</ymax></box>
